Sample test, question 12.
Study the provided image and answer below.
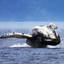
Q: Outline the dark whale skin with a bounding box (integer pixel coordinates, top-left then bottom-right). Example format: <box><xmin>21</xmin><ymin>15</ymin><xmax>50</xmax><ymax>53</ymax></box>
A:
<box><xmin>26</xmin><ymin>31</ymin><xmax>60</xmax><ymax>48</ymax></box>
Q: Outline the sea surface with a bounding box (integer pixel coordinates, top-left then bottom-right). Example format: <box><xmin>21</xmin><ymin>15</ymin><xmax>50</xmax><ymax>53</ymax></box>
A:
<box><xmin>0</xmin><ymin>28</ymin><xmax>64</xmax><ymax>64</ymax></box>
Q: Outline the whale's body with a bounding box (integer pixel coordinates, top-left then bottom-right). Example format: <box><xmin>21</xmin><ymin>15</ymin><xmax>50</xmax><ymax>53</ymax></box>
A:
<box><xmin>0</xmin><ymin>23</ymin><xmax>60</xmax><ymax>48</ymax></box>
<box><xmin>26</xmin><ymin>25</ymin><xmax>60</xmax><ymax>48</ymax></box>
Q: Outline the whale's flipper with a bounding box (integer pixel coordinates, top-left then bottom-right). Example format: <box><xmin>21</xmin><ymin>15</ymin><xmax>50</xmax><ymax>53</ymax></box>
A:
<box><xmin>0</xmin><ymin>32</ymin><xmax>32</xmax><ymax>38</ymax></box>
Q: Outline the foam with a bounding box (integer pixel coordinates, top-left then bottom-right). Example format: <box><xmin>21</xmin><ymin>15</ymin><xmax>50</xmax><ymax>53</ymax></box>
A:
<box><xmin>10</xmin><ymin>43</ymin><xmax>31</xmax><ymax>48</ymax></box>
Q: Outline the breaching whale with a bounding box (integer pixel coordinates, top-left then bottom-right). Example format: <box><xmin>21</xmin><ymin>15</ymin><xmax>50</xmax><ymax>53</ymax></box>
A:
<box><xmin>0</xmin><ymin>23</ymin><xmax>60</xmax><ymax>48</ymax></box>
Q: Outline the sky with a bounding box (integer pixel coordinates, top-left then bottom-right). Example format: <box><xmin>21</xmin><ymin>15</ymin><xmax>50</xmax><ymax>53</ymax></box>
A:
<box><xmin>0</xmin><ymin>0</ymin><xmax>64</xmax><ymax>21</ymax></box>
<box><xmin>0</xmin><ymin>22</ymin><xmax>64</xmax><ymax>30</ymax></box>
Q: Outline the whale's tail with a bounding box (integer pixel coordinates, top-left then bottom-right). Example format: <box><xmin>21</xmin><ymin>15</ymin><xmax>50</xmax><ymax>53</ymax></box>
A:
<box><xmin>0</xmin><ymin>32</ymin><xmax>32</xmax><ymax>38</ymax></box>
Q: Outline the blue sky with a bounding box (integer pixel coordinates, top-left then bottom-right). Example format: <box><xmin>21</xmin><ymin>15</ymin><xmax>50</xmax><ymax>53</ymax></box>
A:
<box><xmin>0</xmin><ymin>0</ymin><xmax>64</xmax><ymax>21</ymax></box>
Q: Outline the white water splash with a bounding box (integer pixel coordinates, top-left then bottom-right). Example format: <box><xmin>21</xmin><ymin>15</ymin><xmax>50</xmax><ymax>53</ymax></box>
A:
<box><xmin>47</xmin><ymin>45</ymin><xmax>60</xmax><ymax>48</ymax></box>
<box><xmin>10</xmin><ymin>43</ymin><xmax>31</xmax><ymax>48</ymax></box>
<box><xmin>47</xmin><ymin>41</ymin><xmax>64</xmax><ymax>48</ymax></box>
<box><xmin>9</xmin><ymin>41</ymin><xmax>63</xmax><ymax>48</ymax></box>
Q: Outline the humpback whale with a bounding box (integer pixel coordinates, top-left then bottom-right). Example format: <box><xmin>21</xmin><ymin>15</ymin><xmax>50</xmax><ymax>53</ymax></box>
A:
<box><xmin>0</xmin><ymin>23</ymin><xmax>60</xmax><ymax>48</ymax></box>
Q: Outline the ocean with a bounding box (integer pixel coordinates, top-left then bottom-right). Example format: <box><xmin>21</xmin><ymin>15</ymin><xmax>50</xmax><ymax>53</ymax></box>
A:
<box><xmin>0</xmin><ymin>47</ymin><xmax>64</xmax><ymax>64</ymax></box>
<box><xmin>0</xmin><ymin>22</ymin><xmax>64</xmax><ymax>64</ymax></box>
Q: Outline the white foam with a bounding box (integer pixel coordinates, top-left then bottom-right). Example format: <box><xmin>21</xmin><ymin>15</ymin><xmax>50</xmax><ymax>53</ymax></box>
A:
<box><xmin>47</xmin><ymin>42</ymin><xmax>63</xmax><ymax>48</ymax></box>
<box><xmin>47</xmin><ymin>45</ymin><xmax>59</xmax><ymax>48</ymax></box>
<box><xmin>10</xmin><ymin>43</ymin><xmax>31</xmax><ymax>48</ymax></box>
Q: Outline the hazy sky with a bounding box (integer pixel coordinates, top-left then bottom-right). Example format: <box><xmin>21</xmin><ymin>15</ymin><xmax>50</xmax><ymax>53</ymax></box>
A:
<box><xmin>0</xmin><ymin>0</ymin><xmax>64</xmax><ymax>21</ymax></box>
<box><xmin>0</xmin><ymin>21</ymin><xmax>64</xmax><ymax>29</ymax></box>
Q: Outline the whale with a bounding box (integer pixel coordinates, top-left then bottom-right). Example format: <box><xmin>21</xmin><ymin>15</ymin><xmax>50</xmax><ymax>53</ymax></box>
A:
<box><xmin>0</xmin><ymin>23</ymin><xmax>60</xmax><ymax>48</ymax></box>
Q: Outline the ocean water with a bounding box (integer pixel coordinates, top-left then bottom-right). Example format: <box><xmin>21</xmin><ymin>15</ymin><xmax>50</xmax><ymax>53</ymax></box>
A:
<box><xmin>0</xmin><ymin>47</ymin><xmax>64</xmax><ymax>64</ymax></box>
<box><xmin>0</xmin><ymin>28</ymin><xmax>64</xmax><ymax>64</ymax></box>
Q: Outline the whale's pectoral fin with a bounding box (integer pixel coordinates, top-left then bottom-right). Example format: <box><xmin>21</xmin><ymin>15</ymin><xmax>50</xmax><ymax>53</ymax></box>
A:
<box><xmin>0</xmin><ymin>32</ymin><xmax>32</xmax><ymax>38</ymax></box>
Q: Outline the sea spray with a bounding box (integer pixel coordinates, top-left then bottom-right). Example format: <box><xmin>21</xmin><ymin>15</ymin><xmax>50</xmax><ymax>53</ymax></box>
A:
<box><xmin>10</xmin><ymin>43</ymin><xmax>31</xmax><ymax>48</ymax></box>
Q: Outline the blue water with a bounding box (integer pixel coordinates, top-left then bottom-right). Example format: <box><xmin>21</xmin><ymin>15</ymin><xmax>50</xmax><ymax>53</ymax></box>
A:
<box><xmin>0</xmin><ymin>48</ymin><xmax>64</xmax><ymax>64</ymax></box>
<box><xmin>0</xmin><ymin>29</ymin><xmax>64</xmax><ymax>64</ymax></box>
